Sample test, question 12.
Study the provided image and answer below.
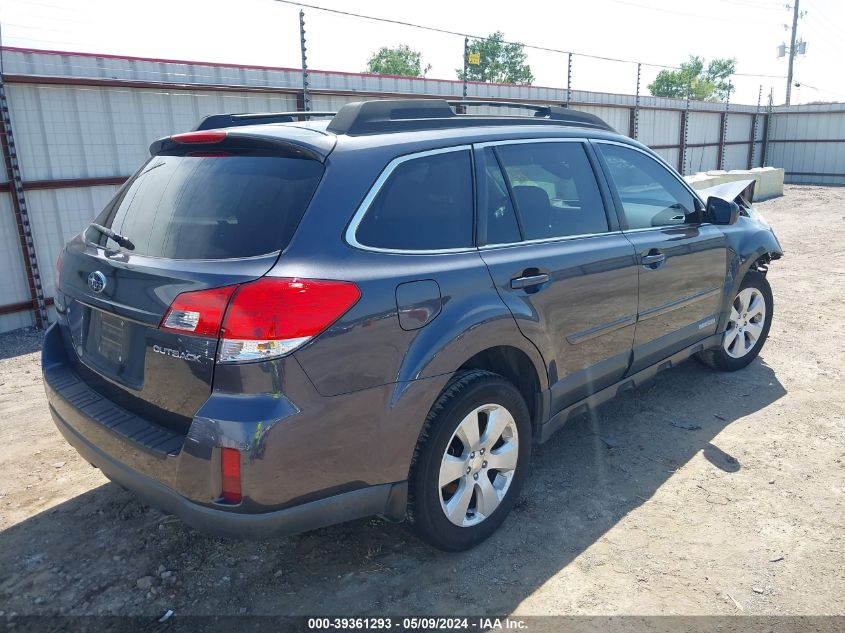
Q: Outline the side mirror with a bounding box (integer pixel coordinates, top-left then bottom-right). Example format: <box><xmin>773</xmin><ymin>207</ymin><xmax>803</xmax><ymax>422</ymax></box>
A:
<box><xmin>705</xmin><ymin>196</ymin><xmax>740</xmax><ymax>225</ymax></box>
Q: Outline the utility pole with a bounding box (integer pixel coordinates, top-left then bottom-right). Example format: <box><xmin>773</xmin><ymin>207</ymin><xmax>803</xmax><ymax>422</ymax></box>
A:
<box><xmin>785</xmin><ymin>0</ymin><xmax>800</xmax><ymax>105</ymax></box>
<box><xmin>777</xmin><ymin>3</ymin><xmax>806</xmax><ymax>104</ymax></box>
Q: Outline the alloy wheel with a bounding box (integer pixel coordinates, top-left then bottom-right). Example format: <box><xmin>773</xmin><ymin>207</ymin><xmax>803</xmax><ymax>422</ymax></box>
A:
<box><xmin>723</xmin><ymin>287</ymin><xmax>767</xmax><ymax>358</ymax></box>
<box><xmin>438</xmin><ymin>404</ymin><xmax>519</xmax><ymax>527</ymax></box>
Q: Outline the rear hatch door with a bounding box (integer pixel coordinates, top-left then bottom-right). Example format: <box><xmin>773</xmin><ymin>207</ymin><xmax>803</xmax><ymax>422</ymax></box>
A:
<box><xmin>57</xmin><ymin>143</ymin><xmax>325</xmax><ymax>432</ymax></box>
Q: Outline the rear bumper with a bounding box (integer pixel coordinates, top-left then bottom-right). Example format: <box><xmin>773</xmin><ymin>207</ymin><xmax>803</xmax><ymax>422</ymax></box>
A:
<box><xmin>49</xmin><ymin>401</ymin><xmax>396</xmax><ymax>539</ymax></box>
<box><xmin>42</xmin><ymin>322</ymin><xmax>408</xmax><ymax>539</ymax></box>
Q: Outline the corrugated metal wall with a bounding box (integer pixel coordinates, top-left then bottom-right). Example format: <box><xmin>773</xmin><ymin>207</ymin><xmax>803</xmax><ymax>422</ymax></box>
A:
<box><xmin>10</xmin><ymin>84</ymin><xmax>297</xmax><ymax>180</ymax></box>
<box><xmin>767</xmin><ymin>105</ymin><xmax>845</xmax><ymax>185</ymax></box>
<box><xmin>0</xmin><ymin>192</ymin><xmax>33</xmax><ymax>332</ymax></box>
<box><xmin>0</xmin><ymin>46</ymin><xmax>842</xmax><ymax>332</ymax></box>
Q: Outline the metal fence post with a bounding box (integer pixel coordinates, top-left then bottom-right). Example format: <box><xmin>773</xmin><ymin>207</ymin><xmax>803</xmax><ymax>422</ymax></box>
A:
<box><xmin>566</xmin><ymin>52</ymin><xmax>572</xmax><ymax>107</ymax></box>
<box><xmin>679</xmin><ymin>80</ymin><xmax>691</xmax><ymax>175</ymax></box>
<box><xmin>299</xmin><ymin>10</ymin><xmax>311</xmax><ymax>112</ymax></box>
<box><xmin>718</xmin><ymin>84</ymin><xmax>732</xmax><ymax>170</ymax></box>
<box><xmin>462</xmin><ymin>37</ymin><xmax>469</xmax><ymax>99</ymax></box>
<box><xmin>0</xmin><ymin>77</ymin><xmax>47</xmax><ymax>328</ymax></box>
<box><xmin>633</xmin><ymin>62</ymin><xmax>641</xmax><ymax>140</ymax></box>
<box><xmin>762</xmin><ymin>87</ymin><xmax>774</xmax><ymax>167</ymax></box>
<box><xmin>748</xmin><ymin>85</ymin><xmax>762</xmax><ymax>169</ymax></box>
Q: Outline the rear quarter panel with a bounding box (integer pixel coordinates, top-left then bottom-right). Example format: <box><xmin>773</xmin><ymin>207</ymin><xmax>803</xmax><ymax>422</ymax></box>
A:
<box><xmin>270</xmin><ymin>142</ymin><xmax>549</xmax><ymax>481</ymax></box>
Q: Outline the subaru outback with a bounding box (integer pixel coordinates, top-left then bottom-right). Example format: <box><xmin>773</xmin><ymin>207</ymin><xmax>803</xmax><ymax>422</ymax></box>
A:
<box><xmin>43</xmin><ymin>99</ymin><xmax>783</xmax><ymax>551</ymax></box>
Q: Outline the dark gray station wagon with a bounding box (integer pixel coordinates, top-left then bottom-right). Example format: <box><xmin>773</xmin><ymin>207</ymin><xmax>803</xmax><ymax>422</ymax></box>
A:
<box><xmin>43</xmin><ymin>99</ymin><xmax>783</xmax><ymax>550</ymax></box>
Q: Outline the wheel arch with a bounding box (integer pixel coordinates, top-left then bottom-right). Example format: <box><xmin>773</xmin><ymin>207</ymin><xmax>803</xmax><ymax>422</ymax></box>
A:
<box><xmin>386</xmin><ymin>339</ymin><xmax>547</xmax><ymax>504</ymax></box>
<box><xmin>719</xmin><ymin>227</ymin><xmax>782</xmax><ymax>333</ymax></box>
<box><xmin>454</xmin><ymin>345</ymin><xmax>544</xmax><ymax>440</ymax></box>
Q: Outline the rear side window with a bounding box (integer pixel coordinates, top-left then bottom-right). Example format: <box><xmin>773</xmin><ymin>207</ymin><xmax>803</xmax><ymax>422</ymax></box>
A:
<box><xmin>496</xmin><ymin>142</ymin><xmax>609</xmax><ymax>240</ymax></box>
<box><xmin>479</xmin><ymin>148</ymin><xmax>522</xmax><ymax>245</ymax></box>
<box><xmin>88</xmin><ymin>155</ymin><xmax>323</xmax><ymax>259</ymax></box>
<box><xmin>354</xmin><ymin>150</ymin><xmax>474</xmax><ymax>250</ymax></box>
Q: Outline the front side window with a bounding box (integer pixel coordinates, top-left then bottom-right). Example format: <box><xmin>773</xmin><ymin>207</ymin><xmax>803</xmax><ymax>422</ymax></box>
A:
<box><xmin>354</xmin><ymin>150</ymin><xmax>474</xmax><ymax>250</ymax></box>
<box><xmin>597</xmin><ymin>144</ymin><xmax>699</xmax><ymax>230</ymax></box>
<box><xmin>495</xmin><ymin>142</ymin><xmax>609</xmax><ymax>240</ymax></box>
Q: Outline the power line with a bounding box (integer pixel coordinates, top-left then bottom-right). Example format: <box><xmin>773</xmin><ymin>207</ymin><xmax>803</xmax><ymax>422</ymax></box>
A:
<box><xmin>801</xmin><ymin>21</ymin><xmax>845</xmax><ymax>57</ymax></box>
<box><xmin>271</xmin><ymin>0</ymin><xmax>787</xmax><ymax>79</ymax></box>
<box><xmin>602</xmin><ymin>0</ymin><xmax>736</xmax><ymax>22</ymax></box>
<box><xmin>802</xmin><ymin>12</ymin><xmax>845</xmax><ymax>54</ymax></box>
<box><xmin>726</xmin><ymin>0</ymin><xmax>785</xmax><ymax>9</ymax></box>
<box><xmin>793</xmin><ymin>81</ymin><xmax>845</xmax><ymax>99</ymax></box>
<box><xmin>806</xmin><ymin>0</ymin><xmax>844</xmax><ymax>31</ymax></box>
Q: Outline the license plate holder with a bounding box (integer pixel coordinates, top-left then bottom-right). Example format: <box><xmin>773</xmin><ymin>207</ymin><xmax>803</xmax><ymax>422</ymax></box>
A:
<box><xmin>87</xmin><ymin>309</ymin><xmax>128</xmax><ymax>367</ymax></box>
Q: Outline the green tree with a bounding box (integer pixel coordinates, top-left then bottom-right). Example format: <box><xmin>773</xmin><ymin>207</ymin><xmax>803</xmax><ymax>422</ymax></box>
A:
<box><xmin>648</xmin><ymin>55</ymin><xmax>736</xmax><ymax>101</ymax></box>
<box><xmin>457</xmin><ymin>32</ymin><xmax>534</xmax><ymax>85</ymax></box>
<box><xmin>366</xmin><ymin>44</ymin><xmax>431</xmax><ymax>77</ymax></box>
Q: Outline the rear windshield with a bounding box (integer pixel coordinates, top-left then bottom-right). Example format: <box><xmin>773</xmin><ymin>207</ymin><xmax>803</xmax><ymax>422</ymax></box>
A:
<box><xmin>87</xmin><ymin>155</ymin><xmax>323</xmax><ymax>259</ymax></box>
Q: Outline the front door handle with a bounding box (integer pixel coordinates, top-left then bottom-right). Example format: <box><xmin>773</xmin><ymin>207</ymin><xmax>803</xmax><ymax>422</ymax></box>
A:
<box><xmin>511</xmin><ymin>273</ymin><xmax>550</xmax><ymax>289</ymax></box>
<box><xmin>641</xmin><ymin>250</ymin><xmax>666</xmax><ymax>270</ymax></box>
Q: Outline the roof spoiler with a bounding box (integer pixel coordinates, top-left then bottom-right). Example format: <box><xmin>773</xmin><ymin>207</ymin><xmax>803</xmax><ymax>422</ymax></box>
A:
<box><xmin>149</xmin><ymin>129</ymin><xmax>331</xmax><ymax>161</ymax></box>
<box><xmin>194</xmin><ymin>111</ymin><xmax>336</xmax><ymax>131</ymax></box>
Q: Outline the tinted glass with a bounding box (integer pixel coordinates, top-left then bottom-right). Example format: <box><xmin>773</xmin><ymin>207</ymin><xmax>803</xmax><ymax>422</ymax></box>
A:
<box><xmin>496</xmin><ymin>143</ymin><xmax>608</xmax><ymax>240</ymax></box>
<box><xmin>356</xmin><ymin>150</ymin><xmax>474</xmax><ymax>250</ymax></box>
<box><xmin>480</xmin><ymin>148</ymin><xmax>521</xmax><ymax>245</ymax></box>
<box><xmin>598</xmin><ymin>144</ymin><xmax>699</xmax><ymax>229</ymax></box>
<box><xmin>88</xmin><ymin>155</ymin><xmax>323</xmax><ymax>259</ymax></box>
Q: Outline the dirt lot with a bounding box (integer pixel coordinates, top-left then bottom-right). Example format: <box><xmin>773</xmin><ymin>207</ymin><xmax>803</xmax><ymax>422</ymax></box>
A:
<box><xmin>0</xmin><ymin>185</ymin><xmax>843</xmax><ymax>621</ymax></box>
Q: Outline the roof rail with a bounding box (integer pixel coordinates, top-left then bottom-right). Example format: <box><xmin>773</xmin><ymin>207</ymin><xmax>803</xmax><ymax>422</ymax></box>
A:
<box><xmin>448</xmin><ymin>100</ymin><xmax>613</xmax><ymax>130</ymax></box>
<box><xmin>195</xmin><ymin>111</ymin><xmax>336</xmax><ymax>131</ymax></box>
<box><xmin>326</xmin><ymin>99</ymin><xmax>614</xmax><ymax>136</ymax></box>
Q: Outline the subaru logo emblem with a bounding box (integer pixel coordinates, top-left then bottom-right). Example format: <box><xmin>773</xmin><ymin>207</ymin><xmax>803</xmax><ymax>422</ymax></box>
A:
<box><xmin>87</xmin><ymin>271</ymin><xmax>106</xmax><ymax>293</ymax></box>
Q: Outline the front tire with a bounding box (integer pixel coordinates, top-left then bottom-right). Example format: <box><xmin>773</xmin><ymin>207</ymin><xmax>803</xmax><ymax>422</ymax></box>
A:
<box><xmin>408</xmin><ymin>370</ymin><xmax>532</xmax><ymax>551</ymax></box>
<box><xmin>698</xmin><ymin>270</ymin><xmax>773</xmax><ymax>371</ymax></box>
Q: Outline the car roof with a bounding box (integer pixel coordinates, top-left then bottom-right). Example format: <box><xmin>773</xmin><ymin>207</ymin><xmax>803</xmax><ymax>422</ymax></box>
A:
<box><xmin>184</xmin><ymin>99</ymin><xmax>645</xmax><ymax>162</ymax></box>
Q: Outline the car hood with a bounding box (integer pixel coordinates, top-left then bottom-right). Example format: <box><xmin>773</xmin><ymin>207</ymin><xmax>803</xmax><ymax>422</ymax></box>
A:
<box><xmin>698</xmin><ymin>179</ymin><xmax>756</xmax><ymax>206</ymax></box>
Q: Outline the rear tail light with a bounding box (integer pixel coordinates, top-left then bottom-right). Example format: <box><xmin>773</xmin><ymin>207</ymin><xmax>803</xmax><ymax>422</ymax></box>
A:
<box><xmin>170</xmin><ymin>130</ymin><xmax>227</xmax><ymax>144</ymax></box>
<box><xmin>219</xmin><ymin>278</ymin><xmax>361</xmax><ymax>363</ymax></box>
<box><xmin>161</xmin><ymin>285</ymin><xmax>238</xmax><ymax>337</ymax></box>
<box><xmin>159</xmin><ymin>277</ymin><xmax>360</xmax><ymax>363</ymax></box>
<box><xmin>220</xmin><ymin>447</ymin><xmax>242</xmax><ymax>504</ymax></box>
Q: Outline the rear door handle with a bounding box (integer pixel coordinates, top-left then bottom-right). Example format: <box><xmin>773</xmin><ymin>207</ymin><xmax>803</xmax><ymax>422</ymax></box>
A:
<box><xmin>641</xmin><ymin>251</ymin><xmax>666</xmax><ymax>269</ymax></box>
<box><xmin>510</xmin><ymin>273</ymin><xmax>550</xmax><ymax>289</ymax></box>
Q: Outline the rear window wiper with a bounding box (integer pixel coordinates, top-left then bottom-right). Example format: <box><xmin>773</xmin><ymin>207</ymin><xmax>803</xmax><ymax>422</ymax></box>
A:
<box><xmin>89</xmin><ymin>223</ymin><xmax>135</xmax><ymax>250</ymax></box>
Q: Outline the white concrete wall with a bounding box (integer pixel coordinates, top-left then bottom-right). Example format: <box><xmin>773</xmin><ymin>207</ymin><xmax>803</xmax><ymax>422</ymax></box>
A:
<box><xmin>685</xmin><ymin>167</ymin><xmax>785</xmax><ymax>201</ymax></box>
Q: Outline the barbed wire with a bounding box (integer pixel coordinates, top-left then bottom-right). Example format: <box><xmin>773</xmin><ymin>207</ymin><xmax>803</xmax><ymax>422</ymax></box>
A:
<box><xmin>272</xmin><ymin>0</ymin><xmax>789</xmax><ymax>79</ymax></box>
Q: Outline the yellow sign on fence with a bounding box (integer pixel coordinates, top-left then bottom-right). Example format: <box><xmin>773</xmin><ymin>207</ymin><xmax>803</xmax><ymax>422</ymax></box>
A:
<box><xmin>467</xmin><ymin>52</ymin><xmax>481</xmax><ymax>65</ymax></box>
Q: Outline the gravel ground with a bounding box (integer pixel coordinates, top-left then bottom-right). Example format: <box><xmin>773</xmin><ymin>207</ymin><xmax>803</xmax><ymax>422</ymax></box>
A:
<box><xmin>0</xmin><ymin>185</ymin><xmax>842</xmax><ymax>620</ymax></box>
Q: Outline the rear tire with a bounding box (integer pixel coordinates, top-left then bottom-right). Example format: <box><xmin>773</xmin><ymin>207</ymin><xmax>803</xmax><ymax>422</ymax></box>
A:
<box><xmin>697</xmin><ymin>270</ymin><xmax>773</xmax><ymax>371</ymax></box>
<box><xmin>408</xmin><ymin>370</ymin><xmax>531</xmax><ymax>551</ymax></box>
